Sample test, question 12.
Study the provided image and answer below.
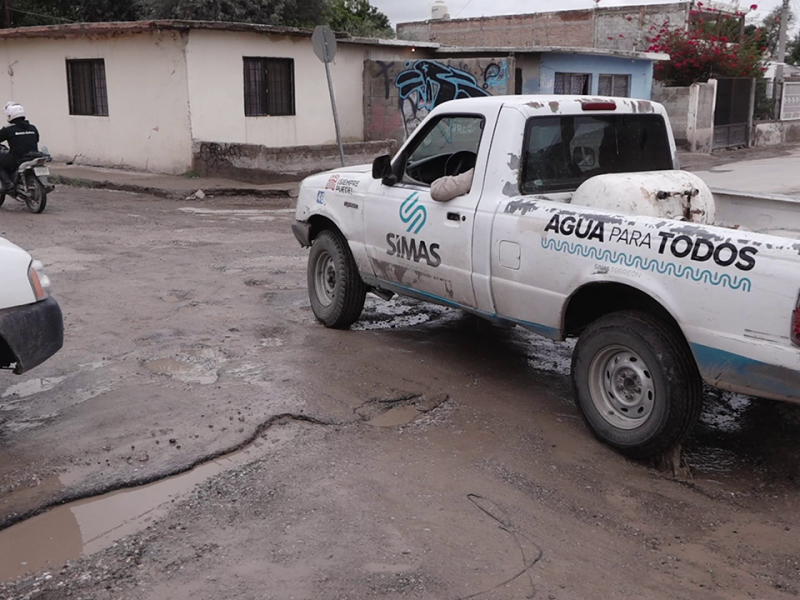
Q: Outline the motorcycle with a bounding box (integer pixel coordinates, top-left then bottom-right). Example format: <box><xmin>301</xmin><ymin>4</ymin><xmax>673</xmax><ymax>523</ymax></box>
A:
<box><xmin>0</xmin><ymin>145</ymin><xmax>54</xmax><ymax>214</ymax></box>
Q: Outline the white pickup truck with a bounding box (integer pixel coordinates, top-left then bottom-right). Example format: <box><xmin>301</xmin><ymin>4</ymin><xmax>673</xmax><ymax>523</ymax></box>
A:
<box><xmin>0</xmin><ymin>238</ymin><xmax>62</xmax><ymax>374</ymax></box>
<box><xmin>292</xmin><ymin>95</ymin><xmax>800</xmax><ymax>459</ymax></box>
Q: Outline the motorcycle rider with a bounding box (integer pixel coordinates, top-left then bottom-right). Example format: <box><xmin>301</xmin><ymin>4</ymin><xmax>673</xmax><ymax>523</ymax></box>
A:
<box><xmin>0</xmin><ymin>102</ymin><xmax>40</xmax><ymax>193</ymax></box>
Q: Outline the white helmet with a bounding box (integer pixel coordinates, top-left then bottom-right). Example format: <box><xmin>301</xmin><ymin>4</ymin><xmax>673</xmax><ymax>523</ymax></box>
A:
<box><xmin>4</xmin><ymin>102</ymin><xmax>24</xmax><ymax>122</ymax></box>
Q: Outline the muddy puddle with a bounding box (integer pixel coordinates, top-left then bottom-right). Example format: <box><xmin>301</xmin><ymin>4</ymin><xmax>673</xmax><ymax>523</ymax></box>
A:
<box><xmin>357</xmin><ymin>296</ymin><xmax>800</xmax><ymax>484</ymax></box>
<box><xmin>352</xmin><ymin>296</ymin><xmax>456</xmax><ymax>331</ymax></box>
<box><xmin>0</xmin><ymin>441</ymin><xmax>273</xmax><ymax>582</ymax></box>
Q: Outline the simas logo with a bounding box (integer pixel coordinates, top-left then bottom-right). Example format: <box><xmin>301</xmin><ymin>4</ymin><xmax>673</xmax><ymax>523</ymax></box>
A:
<box><xmin>387</xmin><ymin>192</ymin><xmax>440</xmax><ymax>267</ymax></box>
<box><xmin>400</xmin><ymin>192</ymin><xmax>427</xmax><ymax>234</ymax></box>
<box><xmin>325</xmin><ymin>175</ymin><xmax>340</xmax><ymax>190</ymax></box>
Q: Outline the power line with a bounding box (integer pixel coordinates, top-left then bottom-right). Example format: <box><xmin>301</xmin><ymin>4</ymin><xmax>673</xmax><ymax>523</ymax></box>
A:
<box><xmin>10</xmin><ymin>7</ymin><xmax>75</xmax><ymax>24</ymax></box>
<box><xmin>454</xmin><ymin>0</ymin><xmax>475</xmax><ymax>19</ymax></box>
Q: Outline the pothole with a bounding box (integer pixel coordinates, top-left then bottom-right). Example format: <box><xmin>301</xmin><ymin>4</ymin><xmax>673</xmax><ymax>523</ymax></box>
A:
<box><xmin>355</xmin><ymin>392</ymin><xmax>449</xmax><ymax>427</ymax></box>
<box><xmin>0</xmin><ymin>419</ymin><xmax>304</xmax><ymax>583</ymax></box>
<box><xmin>144</xmin><ymin>348</ymin><xmax>225</xmax><ymax>385</ymax></box>
<box><xmin>352</xmin><ymin>297</ymin><xmax>455</xmax><ymax>331</ymax></box>
<box><xmin>2</xmin><ymin>377</ymin><xmax>67</xmax><ymax>400</ymax></box>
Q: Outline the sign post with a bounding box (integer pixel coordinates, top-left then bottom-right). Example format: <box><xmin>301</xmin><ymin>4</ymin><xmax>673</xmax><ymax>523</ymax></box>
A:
<box><xmin>312</xmin><ymin>26</ymin><xmax>345</xmax><ymax>167</ymax></box>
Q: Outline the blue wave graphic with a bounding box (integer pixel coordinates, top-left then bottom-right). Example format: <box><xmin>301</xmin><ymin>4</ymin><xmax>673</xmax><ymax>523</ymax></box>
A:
<box><xmin>400</xmin><ymin>192</ymin><xmax>427</xmax><ymax>234</ymax></box>
<box><xmin>541</xmin><ymin>238</ymin><xmax>752</xmax><ymax>293</ymax></box>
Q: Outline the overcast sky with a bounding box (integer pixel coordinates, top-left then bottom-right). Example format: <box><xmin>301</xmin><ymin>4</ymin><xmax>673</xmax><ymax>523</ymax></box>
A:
<box><xmin>373</xmin><ymin>0</ymin><xmax>790</xmax><ymax>28</ymax></box>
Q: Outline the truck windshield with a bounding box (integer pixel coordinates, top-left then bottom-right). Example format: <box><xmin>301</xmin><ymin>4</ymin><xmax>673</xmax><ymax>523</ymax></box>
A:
<box><xmin>520</xmin><ymin>114</ymin><xmax>673</xmax><ymax>194</ymax></box>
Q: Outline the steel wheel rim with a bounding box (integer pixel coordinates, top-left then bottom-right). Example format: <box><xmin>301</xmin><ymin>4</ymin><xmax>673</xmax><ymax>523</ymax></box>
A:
<box><xmin>587</xmin><ymin>344</ymin><xmax>656</xmax><ymax>430</ymax></box>
<box><xmin>313</xmin><ymin>250</ymin><xmax>337</xmax><ymax>308</ymax></box>
<box><xmin>26</xmin><ymin>177</ymin><xmax>41</xmax><ymax>210</ymax></box>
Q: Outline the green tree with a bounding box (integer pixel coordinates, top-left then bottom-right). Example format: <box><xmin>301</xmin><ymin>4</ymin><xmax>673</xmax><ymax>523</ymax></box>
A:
<box><xmin>758</xmin><ymin>5</ymin><xmax>795</xmax><ymax>57</ymax></box>
<box><xmin>9</xmin><ymin>0</ymin><xmax>143</xmax><ymax>26</ymax></box>
<box><xmin>328</xmin><ymin>0</ymin><xmax>392</xmax><ymax>38</ymax></box>
<box><xmin>141</xmin><ymin>0</ymin><xmax>328</xmax><ymax>28</ymax></box>
<box><xmin>785</xmin><ymin>30</ymin><xmax>800</xmax><ymax>65</ymax></box>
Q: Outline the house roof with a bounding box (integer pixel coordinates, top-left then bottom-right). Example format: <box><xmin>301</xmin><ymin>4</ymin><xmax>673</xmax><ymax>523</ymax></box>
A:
<box><xmin>0</xmin><ymin>19</ymin><xmax>437</xmax><ymax>48</ymax></box>
<box><xmin>0</xmin><ymin>19</ymin><xmax>667</xmax><ymax>59</ymax></box>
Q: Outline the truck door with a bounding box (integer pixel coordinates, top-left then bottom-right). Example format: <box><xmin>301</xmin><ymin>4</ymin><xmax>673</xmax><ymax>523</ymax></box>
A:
<box><xmin>364</xmin><ymin>113</ymin><xmax>491</xmax><ymax>308</ymax></box>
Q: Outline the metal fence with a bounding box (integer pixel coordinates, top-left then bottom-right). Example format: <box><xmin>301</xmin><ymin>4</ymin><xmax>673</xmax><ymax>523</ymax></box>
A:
<box><xmin>754</xmin><ymin>79</ymin><xmax>781</xmax><ymax>121</ymax></box>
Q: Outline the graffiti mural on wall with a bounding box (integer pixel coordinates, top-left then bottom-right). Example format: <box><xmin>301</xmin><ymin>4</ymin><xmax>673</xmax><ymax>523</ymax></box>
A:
<box><xmin>395</xmin><ymin>60</ymin><xmax>501</xmax><ymax>137</ymax></box>
<box><xmin>365</xmin><ymin>58</ymin><xmax>513</xmax><ymax>142</ymax></box>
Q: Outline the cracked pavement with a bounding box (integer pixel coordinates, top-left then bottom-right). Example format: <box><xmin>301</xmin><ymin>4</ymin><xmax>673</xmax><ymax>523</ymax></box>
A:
<box><xmin>1</xmin><ymin>187</ymin><xmax>800</xmax><ymax>599</ymax></box>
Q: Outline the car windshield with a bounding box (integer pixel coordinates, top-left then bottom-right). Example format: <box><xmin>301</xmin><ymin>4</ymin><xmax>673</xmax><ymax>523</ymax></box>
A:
<box><xmin>521</xmin><ymin>114</ymin><xmax>673</xmax><ymax>194</ymax></box>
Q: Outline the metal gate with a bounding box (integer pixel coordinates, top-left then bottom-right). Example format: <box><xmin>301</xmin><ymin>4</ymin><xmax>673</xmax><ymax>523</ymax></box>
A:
<box><xmin>713</xmin><ymin>78</ymin><xmax>754</xmax><ymax>149</ymax></box>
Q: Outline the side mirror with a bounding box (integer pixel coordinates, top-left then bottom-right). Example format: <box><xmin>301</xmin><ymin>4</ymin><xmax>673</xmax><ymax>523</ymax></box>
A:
<box><xmin>572</xmin><ymin>146</ymin><xmax>596</xmax><ymax>169</ymax></box>
<box><xmin>372</xmin><ymin>154</ymin><xmax>392</xmax><ymax>180</ymax></box>
<box><xmin>373</xmin><ymin>154</ymin><xmax>398</xmax><ymax>186</ymax></box>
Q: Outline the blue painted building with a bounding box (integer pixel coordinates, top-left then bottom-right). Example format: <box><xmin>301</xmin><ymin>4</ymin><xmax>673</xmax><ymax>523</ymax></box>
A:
<box><xmin>434</xmin><ymin>46</ymin><xmax>667</xmax><ymax>101</ymax></box>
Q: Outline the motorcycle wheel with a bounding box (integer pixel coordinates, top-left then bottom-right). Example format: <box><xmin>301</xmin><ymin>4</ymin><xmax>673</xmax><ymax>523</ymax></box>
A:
<box><xmin>24</xmin><ymin>173</ymin><xmax>47</xmax><ymax>214</ymax></box>
<box><xmin>0</xmin><ymin>193</ymin><xmax>5</xmax><ymax>207</ymax></box>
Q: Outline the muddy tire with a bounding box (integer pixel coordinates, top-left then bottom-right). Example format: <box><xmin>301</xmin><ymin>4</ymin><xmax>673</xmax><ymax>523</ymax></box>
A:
<box><xmin>307</xmin><ymin>229</ymin><xmax>367</xmax><ymax>329</ymax></box>
<box><xmin>24</xmin><ymin>173</ymin><xmax>47</xmax><ymax>214</ymax></box>
<box><xmin>571</xmin><ymin>311</ymin><xmax>703</xmax><ymax>460</ymax></box>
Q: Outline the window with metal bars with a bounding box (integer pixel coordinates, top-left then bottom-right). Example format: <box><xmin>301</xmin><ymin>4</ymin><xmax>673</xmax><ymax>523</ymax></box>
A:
<box><xmin>598</xmin><ymin>74</ymin><xmax>631</xmax><ymax>98</ymax></box>
<box><xmin>66</xmin><ymin>59</ymin><xmax>109</xmax><ymax>116</ymax></box>
<box><xmin>243</xmin><ymin>57</ymin><xmax>295</xmax><ymax>117</ymax></box>
<box><xmin>553</xmin><ymin>72</ymin><xmax>591</xmax><ymax>95</ymax></box>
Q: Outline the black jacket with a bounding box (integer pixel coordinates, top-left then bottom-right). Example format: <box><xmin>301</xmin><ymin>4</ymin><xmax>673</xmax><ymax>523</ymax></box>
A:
<box><xmin>0</xmin><ymin>118</ymin><xmax>40</xmax><ymax>158</ymax></box>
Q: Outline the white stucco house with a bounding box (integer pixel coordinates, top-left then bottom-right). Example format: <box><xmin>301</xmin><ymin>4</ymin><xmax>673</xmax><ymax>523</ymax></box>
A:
<box><xmin>0</xmin><ymin>21</ymin><xmax>427</xmax><ymax>178</ymax></box>
<box><xmin>0</xmin><ymin>20</ymin><xmax>665</xmax><ymax>180</ymax></box>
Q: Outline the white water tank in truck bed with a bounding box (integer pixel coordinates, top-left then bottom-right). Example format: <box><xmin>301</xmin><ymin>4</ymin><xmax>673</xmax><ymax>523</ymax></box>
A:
<box><xmin>572</xmin><ymin>171</ymin><xmax>715</xmax><ymax>224</ymax></box>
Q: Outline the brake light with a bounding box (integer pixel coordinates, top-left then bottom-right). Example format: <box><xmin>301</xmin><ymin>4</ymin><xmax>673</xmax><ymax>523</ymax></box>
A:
<box><xmin>582</xmin><ymin>102</ymin><xmax>617</xmax><ymax>111</ymax></box>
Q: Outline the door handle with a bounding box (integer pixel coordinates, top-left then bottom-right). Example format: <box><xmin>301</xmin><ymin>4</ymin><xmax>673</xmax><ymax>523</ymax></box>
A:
<box><xmin>447</xmin><ymin>212</ymin><xmax>461</xmax><ymax>222</ymax></box>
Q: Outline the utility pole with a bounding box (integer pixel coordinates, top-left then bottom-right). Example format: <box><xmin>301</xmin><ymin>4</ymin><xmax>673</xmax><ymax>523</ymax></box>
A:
<box><xmin>4</xmin><ymin>0</ymin><xmax>10</xmax><ymax>29</ymax></box>
<box><xmin>775</xmin><ymin>0</ymin><xmax>790</xmax><ymax>118</ymax></box>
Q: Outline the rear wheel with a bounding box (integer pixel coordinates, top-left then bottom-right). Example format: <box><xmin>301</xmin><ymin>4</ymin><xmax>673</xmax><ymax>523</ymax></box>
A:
<box><xmin>571</xmin><ymin>311</ymin><xmax>703</xmax><ymax>459</ymax></box>
<box><xmin>307</xmin><ymin>229</ymin><xmax>367</xmax><ymax>329</ymax></box>
<box><xmin>24</xmin><ymin>173</ymin><xmax>47</xmax><ymax>214</ymax></box>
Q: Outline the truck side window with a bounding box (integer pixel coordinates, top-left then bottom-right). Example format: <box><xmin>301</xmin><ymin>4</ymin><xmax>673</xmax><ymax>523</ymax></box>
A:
<box><xmin>402</xmin><ymin>115</ymin><xmax>485</xmax><ymax>186</ymax></box>
<box><xmin>521</xmin><ymin>114</ymin><xmax>673</xmax><ymax>194</ymax></box>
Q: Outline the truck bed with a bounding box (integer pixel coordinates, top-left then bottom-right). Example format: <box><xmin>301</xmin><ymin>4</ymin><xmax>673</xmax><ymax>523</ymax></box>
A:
<box><xmin>711</xmin><ymin>189</ymin><xmax>800</xmax><ymax>240</ymax></box>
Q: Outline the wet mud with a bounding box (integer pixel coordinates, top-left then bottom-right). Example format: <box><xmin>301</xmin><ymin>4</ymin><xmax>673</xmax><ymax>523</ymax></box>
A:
<box><xmin>1</xmin><ymin>188</ymin><xmax>799</xmax><ymax>599</ymax></box>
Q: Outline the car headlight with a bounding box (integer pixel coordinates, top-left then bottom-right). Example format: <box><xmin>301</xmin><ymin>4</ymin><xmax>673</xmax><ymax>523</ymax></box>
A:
<box><xmin>28</xmin><ymin>260</ymin><xmax>51</xmax><ymax>301</ymax></box>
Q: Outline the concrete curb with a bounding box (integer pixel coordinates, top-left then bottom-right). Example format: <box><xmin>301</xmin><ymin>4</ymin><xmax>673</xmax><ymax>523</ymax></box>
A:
<box><xmin>50</xmin><ymin>174</ymin><xmax>298</xmax><ymax>202</ymax></box>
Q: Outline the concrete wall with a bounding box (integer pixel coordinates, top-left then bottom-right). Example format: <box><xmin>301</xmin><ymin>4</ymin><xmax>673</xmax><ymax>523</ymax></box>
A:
<box><xmin>399</xmin><ymin>11</ymin><xmax>592</xmax><ymax>48</ymax></box>
<box><xmin>539</xmin><ymin>53</ymin><xmax>655</xmax><ymax>99</ymax></box>
<box><xmin>398</xmin><ymin>2</ymin><xmax>691</xmax><ymax>52</ymax></box>
<box><xmin>186</xmin><ymin>30</ymin><xmax>365</xmax><ymax>149</ymax></box>
<box><xmin>753</xmin><ymin>120</ymin><xmax>800</xmax><ymax>147</ymax></box>
<box><xmin>193</xmin><ymin>139</ymin><xmax>395</xmax><ymax>182</ymax></box>
<box><xmin>516</xmin><ymin>55</ymin><xmax>542</xmax><ymax>95</ymax></box>
<box><xmin>687</xmin><ymin>81</ymin><xmax>716</xmax><ymax>153</ymax></box>
<box><xmin>0</xmin><ymin>31</ymin><xmax>193</xmax><ymax>173</ymax></box>
<box><xmin>652</xmin><ymin>84</ymin><xmax>691</xmax><ymax>146</ymax></box>
<box><xmin>363</xmin><ymin>57</ymin><xmax>514</xmax><ymax>143</ymax></box>
<box><xmin>594</xmin><ymin>4</ymin><xmax>690</xmax><ymax>52</ymax></box>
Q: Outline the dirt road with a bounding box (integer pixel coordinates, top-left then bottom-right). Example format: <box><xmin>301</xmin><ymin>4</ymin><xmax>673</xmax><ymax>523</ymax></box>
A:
<box><xmin>1</xmin><ymin>188</ymin><xmax>799</xmax><ymax>599</ymax></box>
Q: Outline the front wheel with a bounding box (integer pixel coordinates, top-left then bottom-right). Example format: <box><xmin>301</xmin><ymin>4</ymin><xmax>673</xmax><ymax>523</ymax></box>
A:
<box><xmin>307</xmin><ymin>229</ymin><xmax>367</xmax><ymax>329</ymax></box>
<box><xmin>24</xmin><ymin>173</ymin><xmax>47</xmax><ymax>214</ymax></box>
<box><xmin>571</xmin><ymin>311</ymin><xmax>703</xmax><ymax>460</ymax></box>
